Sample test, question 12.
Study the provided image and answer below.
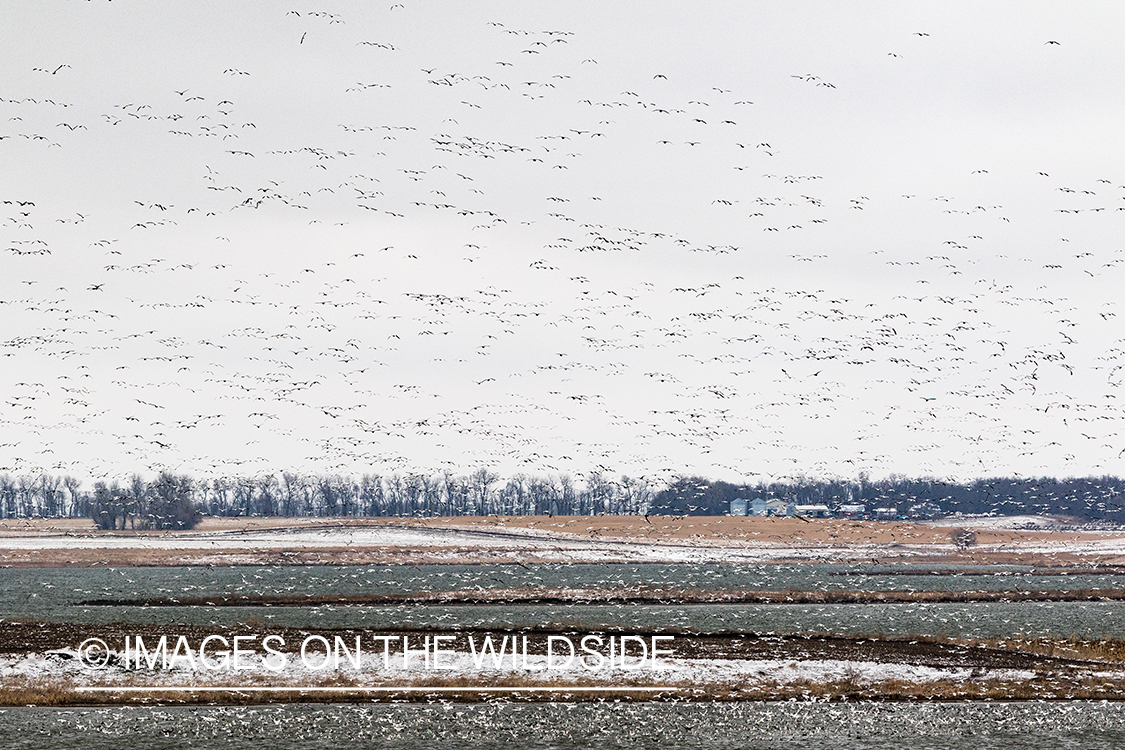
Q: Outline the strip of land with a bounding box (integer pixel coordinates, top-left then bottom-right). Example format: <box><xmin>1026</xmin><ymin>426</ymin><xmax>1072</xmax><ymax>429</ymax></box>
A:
<box><xmin>1</xmin><ymin>515</ymin><xmax>1124</xmax><ymax>568</ymax></box>
<box><xmin>1</xmin><ymin>622</ymin><xmax>1123</xmax><ymax>705</ymax></box>
<box><xmin>77</xmin><ymin>586</ymin><xmax>1125</xmax><ymax>607</ymax></box>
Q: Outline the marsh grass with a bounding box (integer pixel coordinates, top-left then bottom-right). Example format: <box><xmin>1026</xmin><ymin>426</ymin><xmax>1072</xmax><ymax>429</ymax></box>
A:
<box><xmin>3</xmin><ymin>668</ymin><xmax>1124</xmax><ymax>705</ymax></box>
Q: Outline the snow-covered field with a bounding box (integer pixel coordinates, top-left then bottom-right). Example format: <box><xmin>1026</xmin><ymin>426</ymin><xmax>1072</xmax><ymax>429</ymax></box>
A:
<box><xmin>922</xmin><ymin>515</ymin><xmax>1068</xmax><ymax>530</ymax></box>
<box><xmin>2</xmin><ymin>522</ymin><xmax>1125</xmax><ymax>564</ymax></box>
<box><xmin>0</xmin><ymin>523</ymin><xmax>883</xmax><ymax>563</ymax></box>
<box><xmin>1</xmin><ymin>647</ymin><xmax>1050</xmax><ymax>695</ymax></box>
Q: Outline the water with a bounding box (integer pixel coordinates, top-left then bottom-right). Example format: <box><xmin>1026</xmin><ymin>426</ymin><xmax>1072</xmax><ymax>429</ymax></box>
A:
<box><xmin>5</xmin><ymin>564</ymin><xmax>1125</xmax><ymax>639</ymax></box>
<box><xmin>4</xmin><ymin>703</ymin><xmax>1125</xmax><ymax>749</ymax></box>
<box><xmin>6</xmin><ymin>564</ymin><xmax>1125</xmax><ymax>746</ymax></box>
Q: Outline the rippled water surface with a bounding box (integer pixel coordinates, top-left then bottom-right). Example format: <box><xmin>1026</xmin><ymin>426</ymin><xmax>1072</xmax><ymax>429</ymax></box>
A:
<box><xmin>5</xmin><ymin>565</ymin><xmax>1125</xmax><ymax>746</ymax></box>
<box><xmin>6</xmin><ymin>563</ymin><xmax>1125</xmax><ymax>638</ymax></box>
<box><xmin>4</xmin><ymin>703</ymin><xmax>1125</xmax><ymax>749</ymax></box>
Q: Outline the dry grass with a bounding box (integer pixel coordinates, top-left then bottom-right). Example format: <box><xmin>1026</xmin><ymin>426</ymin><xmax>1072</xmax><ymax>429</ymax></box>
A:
<box><xmin>7</xmin><ymin>668</ymin><xmax>1125</xmax><ymax>705</ymax></box>
<box><xmin>401</xmin><ymin>514</ymin><xmax>1106</xmax><ymax>548</ymax></box>
<box><xmin>6</xmin><ymin>626</ymin><xmax>1125</xmax><ymax>706</ymax></box>
<box><xmin>0</xmin><ymin>677</ymin><xmax>86</xmax><ymax>706</ymax></box>
<box><xmin>714</xmin><ymin>674</ymin><xmax>1125</xmax><ymax>702</ymax></box>
<box><xmin>962</xmin><ymin>636</ymin><xmax>1125</xmax><ymax>664</ymax></box>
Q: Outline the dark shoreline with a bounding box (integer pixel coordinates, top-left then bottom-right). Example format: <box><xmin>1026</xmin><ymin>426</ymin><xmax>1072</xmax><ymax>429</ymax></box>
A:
<box><xmin>0</xmin><ymin>620</ymin><xmax>1109</xmax><ymax>669</ymax></box>
<box><xmin>78</xmin><ymin>586</ymin><xmax>1125</xmax><ymax>607</ymax></box>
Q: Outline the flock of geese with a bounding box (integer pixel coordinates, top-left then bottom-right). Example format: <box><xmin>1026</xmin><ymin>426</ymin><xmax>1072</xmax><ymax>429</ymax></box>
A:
<box><xmin>1</xmin><ymin>4</ymin><xmax>1121</xmax><ymax>489</ymax></box>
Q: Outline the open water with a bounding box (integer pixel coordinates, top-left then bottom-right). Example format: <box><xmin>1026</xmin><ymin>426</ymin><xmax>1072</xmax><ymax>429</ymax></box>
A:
<box><xmin>5</xmin><ymin>563</ymin><xmax>1125</xmax><ymax>746</ymax></box>
<box><xmin>3</xmin><ymin>563</ymin><xmax>1125</xmax><ymax>639</ymax></box>
<box><xmin>3</xmin><ymin>702</ymin><xmax>1125</xmax><ymax>749</ymax></box>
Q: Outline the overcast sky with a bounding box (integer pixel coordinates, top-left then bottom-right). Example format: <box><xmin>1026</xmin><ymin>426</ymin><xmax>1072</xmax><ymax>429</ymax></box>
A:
<box><xmin>3</xmin><ymin>2</ymin><xmax>1125</xmax><ymax>485</ymax></box>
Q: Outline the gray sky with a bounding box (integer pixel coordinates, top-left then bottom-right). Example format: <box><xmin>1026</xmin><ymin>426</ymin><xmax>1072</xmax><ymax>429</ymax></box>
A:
<box><xmin>3</xmin><ymin>1</ymin><xmax>1125</xmax><ymax>485</ymax></box>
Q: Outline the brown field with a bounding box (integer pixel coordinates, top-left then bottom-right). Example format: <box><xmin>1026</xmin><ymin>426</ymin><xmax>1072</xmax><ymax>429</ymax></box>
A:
<box><xmin>0</xmin><ymin>514</ymin><xmax>1122</xmax><ymax>568</ymax></box>
<box><xmin>405</xmin><ymin>514</ymin><xmax>1104</xmax><ymax>549</ymax></box>
<box><xmin>0</xmin><ymin>513</ymin><xmax>1106</xmax><ymax>546</ymax></box>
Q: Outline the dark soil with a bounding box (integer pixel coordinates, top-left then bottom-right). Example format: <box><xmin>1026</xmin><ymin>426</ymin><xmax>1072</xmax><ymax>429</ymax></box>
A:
<box><xmin>77</xmin><ymin>587</ymin><xmax>1125</xmax><ymax>607</ymax></box>
<box><xmin>0</xmin><ymin>620</ymin><xmax>1101</xmax><ymax>673</ymax></box>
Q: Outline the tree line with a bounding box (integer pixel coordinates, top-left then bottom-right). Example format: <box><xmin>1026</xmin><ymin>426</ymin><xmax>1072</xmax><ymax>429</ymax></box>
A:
<box><xmin>1</xmin><ymin>470</ymin><xmax>1124</xmax><ymax>526</ymax></box>
<box><xmin>649</xmin><ymin>473</ymin><xmax>1125</xmax><ymax>522</ymax></box>
<box><xmin>0</xmin><ymin>470</ymin><xmax>656</xmax><ymax>527</ymax></box>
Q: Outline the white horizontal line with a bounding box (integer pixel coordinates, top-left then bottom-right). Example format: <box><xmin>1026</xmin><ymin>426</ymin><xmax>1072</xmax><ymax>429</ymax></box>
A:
<box><xmin>75</xmin><ymin>685</ymin><xmax>677</xmax><ymax>693</ymax></box>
